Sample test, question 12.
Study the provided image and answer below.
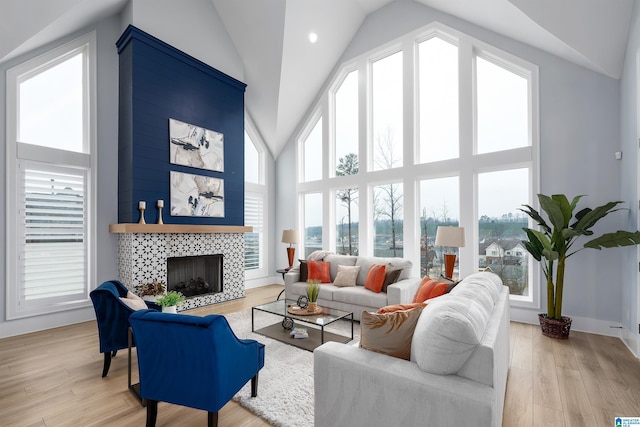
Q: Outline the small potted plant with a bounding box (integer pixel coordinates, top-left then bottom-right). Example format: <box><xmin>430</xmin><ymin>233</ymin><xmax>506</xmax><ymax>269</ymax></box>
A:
<box><xmin>156</xmin><ymin>291</ymin><xmax>185</xmax><ymax>313</ymax></box>
<box><xmin>306</xmin><ymin>279</ymin><xmax>320</xmax><ymax>312</ymax></box>
<box><xmin>137</xmin><ymin>279</ymin><xmax>166</xmax><ymax>302</ymax></box>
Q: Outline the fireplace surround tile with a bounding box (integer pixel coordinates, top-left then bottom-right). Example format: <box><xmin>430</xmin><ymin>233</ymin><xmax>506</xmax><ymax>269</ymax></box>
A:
<box><xmin>117</xmin><ymin>232</ymin><xmax>246</xmax><ymax>310</ymax></box>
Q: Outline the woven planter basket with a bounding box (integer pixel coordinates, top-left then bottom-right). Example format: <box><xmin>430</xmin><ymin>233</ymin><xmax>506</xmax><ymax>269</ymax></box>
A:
<box><xmin>538</xmin><ymin>313</ymin><xmax>572</xmax><ymax>339</ymax></box>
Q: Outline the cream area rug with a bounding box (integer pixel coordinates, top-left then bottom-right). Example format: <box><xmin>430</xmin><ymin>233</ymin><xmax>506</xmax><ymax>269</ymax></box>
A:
<box><xmin>226</xmin><ymin>308</ymin><xmax>359</xmax><ymax>427</ymax></box>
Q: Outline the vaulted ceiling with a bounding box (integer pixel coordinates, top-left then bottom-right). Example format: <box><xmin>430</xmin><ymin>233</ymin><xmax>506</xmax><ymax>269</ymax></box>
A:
<box><xmin>0</xmin><ymin>0</ymin><xmax>633</xmax><ymax>158</ymax></box>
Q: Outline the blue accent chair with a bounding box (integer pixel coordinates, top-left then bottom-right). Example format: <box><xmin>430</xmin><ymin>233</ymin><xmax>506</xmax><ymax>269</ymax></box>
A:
<box><xmin>129</xmin><ymin>309</ymin><xmax>265</xmax><ymax>427</ymax></box>
<box><xmin>90</xmin><ymin>280</ymin><xmax>159</xmax><ymax>377</ymax></box>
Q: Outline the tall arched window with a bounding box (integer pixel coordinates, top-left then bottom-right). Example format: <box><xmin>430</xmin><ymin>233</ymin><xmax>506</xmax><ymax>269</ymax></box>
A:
<box><xmin>296</xmin><ymin>22</ymin><xmax>539</xmax><ymax>306</ymax></box>
<box><xmin>244</xmin><ymin>120</ymin><xmax>268</xmax><ymax>278</ymax></box>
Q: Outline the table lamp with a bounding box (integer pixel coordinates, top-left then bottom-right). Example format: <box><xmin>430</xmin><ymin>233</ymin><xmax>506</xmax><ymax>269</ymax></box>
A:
<box><xmin>435</xmin><ymin>226</ymin><xmax>465</xmax><ymax>279</ymax></box>
<box><xmin>281</xmin><ymin>229</ymin><xmax>299</xmax><ymax>269</ymax></box>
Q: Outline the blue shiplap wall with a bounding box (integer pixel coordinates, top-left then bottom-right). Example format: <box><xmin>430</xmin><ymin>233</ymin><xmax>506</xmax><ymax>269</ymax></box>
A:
<box><xmin>116</xmin><ymin>25</ymin><xmax>246</xmax><ymax>225</ymax></box>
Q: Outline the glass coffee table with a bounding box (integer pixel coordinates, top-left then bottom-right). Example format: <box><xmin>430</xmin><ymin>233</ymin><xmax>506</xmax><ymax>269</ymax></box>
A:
<box><xmin>251</xmin><ymin>299</ymin><xmax>354</xmax><ymax>351</ymax></box>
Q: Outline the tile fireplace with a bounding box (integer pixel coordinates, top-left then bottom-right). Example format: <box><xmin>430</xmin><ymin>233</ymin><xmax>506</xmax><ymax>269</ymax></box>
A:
<box><xmin>111</xmin><ymin>224</ymin><xmax>251</xmax><ymax>310</ymax></box>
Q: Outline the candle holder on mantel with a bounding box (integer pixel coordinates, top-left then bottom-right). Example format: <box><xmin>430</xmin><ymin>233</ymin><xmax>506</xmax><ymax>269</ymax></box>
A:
<box><xmin>157</xmin><ymin>200</ymin><xmax>164</xmax><ymax>224</ymax></box>
<box><xmin>138</xmin><ymin>201</ymin><xmax>146</xmax><ymax>224</ymax></box>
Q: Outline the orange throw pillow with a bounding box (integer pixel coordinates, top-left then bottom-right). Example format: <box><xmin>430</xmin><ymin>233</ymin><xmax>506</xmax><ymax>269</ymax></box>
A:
<box><xmin>413</xmin><ymin>278</ymin><xmax>448</xmax><ymax>303</ymax></box>
<box><xmin>364</xmin><ymin>264</ymin><xmax>387</xmax><ymax>293</ymax></box>
<box><xmin>427</xmin><ymin>282</ymin><xmax>447</xmax><ymax>300</ymax></box>
<box><xmin>307</xmin><ymin>261</ymin><xmax>331</xmax><ymax>283</ymax></box>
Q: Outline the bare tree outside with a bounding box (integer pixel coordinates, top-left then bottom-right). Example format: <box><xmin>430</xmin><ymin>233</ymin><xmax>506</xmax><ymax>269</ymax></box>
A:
<box><xmin>336</xmin><ymin>153</ymin><xmax>359</xmax><ymax>255</ymax></box>
<box><xmin>373</xmin><ymin>128</ymin><xmax>403</xmax><ymax>257</ymax></box>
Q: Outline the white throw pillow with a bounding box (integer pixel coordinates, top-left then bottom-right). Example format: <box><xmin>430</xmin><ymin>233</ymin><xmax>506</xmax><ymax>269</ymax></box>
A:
<box><xmin>120</xmin><ymin>291</ymin><xmax>148</xmax><ymax>311</ymax></box>
<box><xmin>410</xmin><ymin>295</ymin><xmax>490</xmax><ymax>375</ymax></box>
<box><xmin>333</xmin><ymin>265</ymin><xmax>360</xmax><ymax>287</ymax></box>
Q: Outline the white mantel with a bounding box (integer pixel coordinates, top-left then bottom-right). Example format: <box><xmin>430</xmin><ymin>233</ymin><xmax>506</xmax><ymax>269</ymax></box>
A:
<box><xmin>110</xmin><ymin>224</ymin><xmax>252</xmax><ymax>310</ymax></box>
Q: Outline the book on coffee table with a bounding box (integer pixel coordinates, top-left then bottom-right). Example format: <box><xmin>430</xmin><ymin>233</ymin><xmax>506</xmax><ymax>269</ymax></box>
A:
<box><xmin>290</xmin><ymin>327</ymin><xmax>308</xmax><ymax>339</ymax></box>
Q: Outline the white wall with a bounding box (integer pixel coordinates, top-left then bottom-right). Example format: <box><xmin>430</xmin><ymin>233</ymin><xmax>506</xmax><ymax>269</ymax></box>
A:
<box><xmin>619</xmin><ymin>2</ymin><xmax>640</xmax><ymax>356</ymax></box>
<box><xmin>0</xmin><ymin>3</ymin><xmax>250</xmax><ymax>338</ymax></box>
<box><xmin>0</xmin><ymin>16</ymin><xmax>121</xmax><ymax>338</ymax></box>
<box><xmin>275</xmin><ymin>0</ymin><xmax>629</xmax><ymax>336</ymax></box>
<box><xmin>121</xmin><ymin>0</ymin><xmax>244</xmax><ymax>83</ymax></box>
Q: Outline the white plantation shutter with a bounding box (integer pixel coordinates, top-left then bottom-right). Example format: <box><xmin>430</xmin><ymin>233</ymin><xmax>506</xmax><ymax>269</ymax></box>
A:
<box><xmin>19</xmin><ymin>161</ymin><xmax>88</xmax><ymax>306</ymax></box>
<box><xmin>244</xmin><ymin>192</ymin><xmax>263</xmax><ymax>271</ymax></box>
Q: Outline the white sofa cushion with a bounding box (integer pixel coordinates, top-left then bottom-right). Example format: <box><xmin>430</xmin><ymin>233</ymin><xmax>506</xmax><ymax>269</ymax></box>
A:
<box><xmin>451</xmin><ymin>273</ymin><xmax>502</xmax><ymax>302</ymax></box>
<box><xmin>355</xmin><ymin>257</ymin><xmax>413</xmax><ymax>285</ymax></box>
<box><xmin>411</xmin><ymin>294</ymin><xmax>491</xmax><ymax>374</ymax></box>
<box><xmin>290</xmin><ymin>282</ymin><xmax>339</xmax><ymax>301</ymax></box>
<box><xmin>333</xmin><ymin>264</ymin><xmax>360</xmax><ymax>287</ymax></box>
<box><xmin>324</xmin><ymin>254</ymin><xmax>358</xmax><ymax>281</ymax></box>
<box><xmin>333</xmin><ymin>286</ymin><xmax>388</xmax><ymax>307</ymax></box>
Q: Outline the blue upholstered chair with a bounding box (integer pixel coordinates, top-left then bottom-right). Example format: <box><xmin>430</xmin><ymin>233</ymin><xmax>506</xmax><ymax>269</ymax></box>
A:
<box><xmin>129</xmin><ymin>310</ymin><xmax>265</xmax><ymax>427</ymax></box>
<box><xmin>90</xmin><ymin>280</ymin><xmax>158</xmax><ymax>377</ymax></box>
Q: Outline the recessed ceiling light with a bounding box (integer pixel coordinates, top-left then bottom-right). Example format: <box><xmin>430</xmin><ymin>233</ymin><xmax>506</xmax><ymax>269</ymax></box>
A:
<box><xmin>309</xmin><ymin>32</ymin><xmax>318</xmax><ymax>43</ymax></box>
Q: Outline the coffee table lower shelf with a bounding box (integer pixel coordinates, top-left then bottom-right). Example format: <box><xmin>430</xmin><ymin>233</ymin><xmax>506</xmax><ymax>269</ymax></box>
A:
<box><xmin>253</xmin><ymin>323</ymin><xmax>351</xmax><ymax>352</ymax></box>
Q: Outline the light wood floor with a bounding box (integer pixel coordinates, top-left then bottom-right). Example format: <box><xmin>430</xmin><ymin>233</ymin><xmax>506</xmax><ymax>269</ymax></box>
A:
<box><xmin>1</xmin><ymin>284</ymin><xmax>639</xmax><ymax>426</ymax></box>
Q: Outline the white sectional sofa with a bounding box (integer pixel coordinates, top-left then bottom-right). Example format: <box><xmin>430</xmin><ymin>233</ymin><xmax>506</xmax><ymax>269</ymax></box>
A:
<box><xmin>283</xmin><ymin>253</ymin><xmax>421</xmax><ymax>321</ymax></box>
<box><xmin>314</xmin><ymin>272</ymin><xmax>510</xmax><ymax>427</ymax></box>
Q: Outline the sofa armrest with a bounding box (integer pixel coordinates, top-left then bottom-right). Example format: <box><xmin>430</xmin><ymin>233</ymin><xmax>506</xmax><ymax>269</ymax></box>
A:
<box><xmin>284</xmin><ymin>270</ymin><xmax>300</xmax><ymax>300</ymax></box>
<box><xmin>386</xmin><ymin>277</ymin><xmax>421</xmax><ymax>304</ymax></box>
<box><xmin>314</xmin><ymin>342</ymin><xmax>494</xmax><ymax>427</ymax></box>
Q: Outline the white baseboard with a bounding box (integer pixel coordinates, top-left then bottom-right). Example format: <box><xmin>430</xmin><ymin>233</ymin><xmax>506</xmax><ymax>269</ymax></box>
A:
<box><xmin>510</xmin><ymin>307</ymin><xmax>627</xmax><ymax>339</ymax></box>
<box><xmin>245</xmin><ymin>275</ymin><xmax>282</xmax><ymax>290</ymax></box>
<box><xmin>0</xmin><ymin>307</ymin><xmax>95</xmax><ymax>339</ymax></box>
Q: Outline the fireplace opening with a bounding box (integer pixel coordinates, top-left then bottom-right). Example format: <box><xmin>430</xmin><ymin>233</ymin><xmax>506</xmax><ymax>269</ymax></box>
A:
<box><xmin>167</xmin><ymin>254</ymin><xmax>223</xmax><ymax>297</ymax></box>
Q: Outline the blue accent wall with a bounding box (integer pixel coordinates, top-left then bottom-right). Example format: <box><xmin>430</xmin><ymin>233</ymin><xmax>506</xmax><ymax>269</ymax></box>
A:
<box><xmin>116</xmin><ymin>25</ymin><xmax>246</xmax><ymax>225</ymax></box>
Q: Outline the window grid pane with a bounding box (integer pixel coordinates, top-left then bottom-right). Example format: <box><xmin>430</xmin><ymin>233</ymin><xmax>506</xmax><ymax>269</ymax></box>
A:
<box><xmin>244</xmin><ymin>193</ymin><xmax>263</xmax><ymax>271</ymax></box>
<box><xmin>418</xmin><ymin>37</ymin><xmax>459</xmax><ymax>163</ymax></box>
<box><xmin>19</xmin><ymin>52</ymin><xmax>85</xmax><ymax>153</ymax></box>
<box><xmin>244</xmin><ymin>131</ymin><xmax>260</xmax><ymax>184</ymax></box>
<box><xmin>372</xmin><ymin>52</ymin><xmax>403</xmax><ymax>171</ymax></box>
<box><xmin>335</xmin><ymin>71</ymin><xmax>359</xmax><ymax>175</ymax></box>
<box><xmin>304</xmin><ymin>193</ymin><xmax>323</xmax><ymax>258</ymax></box>
<box><xmin>373</xmin><ymin>183</ymin><xmax>403</xmax><ymax>257</ymax></box>
<box><xmin>303</xmin><ymin>118</ymin><xmax>323</xmax><ymax>182</ymax></box>
<box><xmin>478</xmin><ymin>168</ymin><xmax>529</xmax><ymax>296</ymax></box>
<box><xmin>476</xmin><ymin>56</ymin><xmax>529</xmax><ymax>154</ymax></box>
<box><xmin>420</xmin><ymin>177</ymin><xmax>460</xmax><ymax>278</ymax></box>
<box><xmin>21</xmin><ymin>163</ymin><xmax>87</xmax><ymax>304</ymax></box>
<box><xmin>336</xmin><ymin>187</ymin><xmax>359</xmax><ymax>255</ymax></box>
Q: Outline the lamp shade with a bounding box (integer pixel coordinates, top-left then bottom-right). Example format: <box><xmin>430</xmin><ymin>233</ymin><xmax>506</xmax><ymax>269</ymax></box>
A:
<box><xmin>281</xmin><ymin>229</ymin><xmax>299</xmax><ymax>244</ymax></box>
<box><xmin>435</xmin><ymin>226</ymin><xmax>465</xmax><ymax>248</ymax></box>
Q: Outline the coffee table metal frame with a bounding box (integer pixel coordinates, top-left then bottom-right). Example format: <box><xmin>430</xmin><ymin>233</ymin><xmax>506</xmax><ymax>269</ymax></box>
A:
<box><xmin>251</xmin><ymin>299</ymin><xmax>354</xmax><ymax>351</ymax></box>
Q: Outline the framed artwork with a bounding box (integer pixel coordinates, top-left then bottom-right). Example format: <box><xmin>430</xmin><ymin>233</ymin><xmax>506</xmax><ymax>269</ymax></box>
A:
<box><xmin>169</xmin><ymin>118</ymin><xmax>224</xmax><ymax>172</ymax></box>
<box><xmin>170</xmin><ymin>171</ymin><xmax>224</xmax><ymax>218</ymax></box>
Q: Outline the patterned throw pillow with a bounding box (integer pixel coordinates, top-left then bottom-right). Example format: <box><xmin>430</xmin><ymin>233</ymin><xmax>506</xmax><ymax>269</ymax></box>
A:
<box><xmin>333</xmin><ymin>264</ymin><xmax>360</xmax><ymax>287</ymax></box>
<box><xmin>360</xmin><ymin>305</ymin><xmax>425</xmax><ymax>360</ymax></box>
<box><xmin>364</xmin><ymin>264</ymin><xmax>387</xmax><ymax>293</ymax></box>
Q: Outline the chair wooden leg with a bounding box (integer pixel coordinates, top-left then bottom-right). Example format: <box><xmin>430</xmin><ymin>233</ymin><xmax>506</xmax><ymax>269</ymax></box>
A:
<box><xmin>251</xmin><ymin>373</ymin><xmax>259</xmax><ymax>397</ymax></box>
<box><xmin>146</xmin><ymin>400</ymin><xmax>158</xmax><ymax>427</ymax></box>
<box><xmin>208</xmin><ymin>411</ymin><xmax>218</xmax><ymax>427</ymax></box>
<box><xmin>101</xmin><ymin>352</ymin><xmax>112</xmax><ymax>377</ymax></box>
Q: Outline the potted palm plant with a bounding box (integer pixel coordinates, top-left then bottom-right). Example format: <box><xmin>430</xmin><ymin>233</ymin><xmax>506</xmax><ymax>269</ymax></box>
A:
<box><xmin>156</xmin><ymin>291</ymin><xmax>185</xmax><ymax>313</ymax></box>
<box><xmin>520</xmin><ymin>194</ymin><xmax>640</xmax><ymax>338</ymax></box>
